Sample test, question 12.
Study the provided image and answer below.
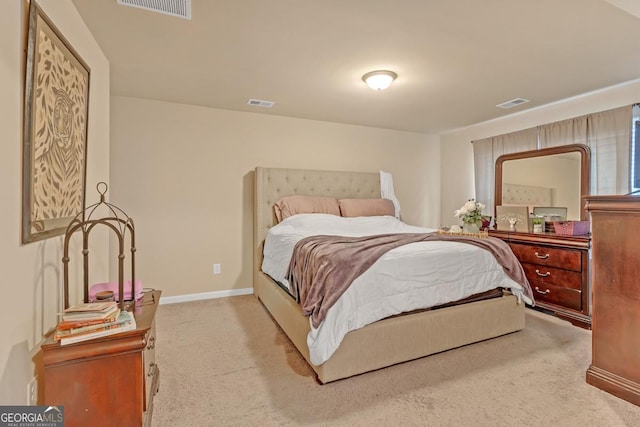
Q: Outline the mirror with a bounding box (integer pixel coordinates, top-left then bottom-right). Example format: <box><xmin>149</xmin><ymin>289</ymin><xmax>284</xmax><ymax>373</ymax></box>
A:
<box><xmin>495</xmin><ymin>144</ymin><xmax>591</xmax><ymax>223</ymax></box>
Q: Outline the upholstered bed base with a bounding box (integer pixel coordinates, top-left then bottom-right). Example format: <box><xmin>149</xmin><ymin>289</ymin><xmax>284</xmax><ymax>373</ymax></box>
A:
<box><xmin>256</xmin><ymin>270</ymin><xmax>524</xmax><ymax>383</ymax></box>
<box><xmin>253</xmin><ymin>166</ymin><xmax>525</xmax><ymax>383</ymax></box>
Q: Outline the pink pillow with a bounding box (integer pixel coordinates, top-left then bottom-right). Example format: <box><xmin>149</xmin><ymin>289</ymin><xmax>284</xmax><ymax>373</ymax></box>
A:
<box><xmin>338</xmin><ymin>198</ymin><xmax>395</xmax><ymax>217</ymax></box>
<box><xmin>273</xmin><ymin>195</ymin><xmax>340</xmax><ymax>222</ymax></box>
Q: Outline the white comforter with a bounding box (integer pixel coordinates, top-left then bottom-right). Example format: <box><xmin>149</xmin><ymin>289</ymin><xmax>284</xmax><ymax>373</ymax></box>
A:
<box><xmin>261</xmin><ymin>214</ymin><xmax>527</xmax><ymax>366</ymax></box>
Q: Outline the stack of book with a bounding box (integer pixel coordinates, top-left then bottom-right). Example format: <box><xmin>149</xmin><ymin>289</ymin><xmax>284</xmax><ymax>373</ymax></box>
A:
<box><xmin>55</xmin><ymin>301</ymin><xmax>137</xmax><ymax>345</ymax></box>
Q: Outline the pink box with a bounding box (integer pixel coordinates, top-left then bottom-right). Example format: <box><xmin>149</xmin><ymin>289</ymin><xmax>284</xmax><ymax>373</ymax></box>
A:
<box><xmin>553</xmin><ymin>221</ymin><xmax>590</xmax><ymax>236</ymax></box>
<box><xmin>89</xmin><ymin>280</ymin><xmax>143</xmax><ymax>302</ymax></box>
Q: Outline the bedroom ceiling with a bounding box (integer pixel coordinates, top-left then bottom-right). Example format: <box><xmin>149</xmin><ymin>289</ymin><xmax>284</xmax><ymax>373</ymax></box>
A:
<box><xmin>70</xmin><ymin>0</ymin><xmax>640</xmax><ymax>134</ymax></box>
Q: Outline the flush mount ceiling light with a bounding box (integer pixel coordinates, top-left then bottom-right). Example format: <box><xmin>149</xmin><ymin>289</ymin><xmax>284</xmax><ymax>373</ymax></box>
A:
<box><xmin>362</xmin><ymin>70</ymin><xmax>397</xmax><ymax>91</ymax></box>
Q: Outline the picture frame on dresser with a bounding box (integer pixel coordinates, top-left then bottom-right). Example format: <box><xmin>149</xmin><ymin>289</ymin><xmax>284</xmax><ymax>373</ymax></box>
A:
<box><xmin>533</xmin><ymin>207</ymin><xmax>567</xmax><ymax>233</ymax></box>
<box><xmin>495</xmin><ymin>205</ymin><xmax>529</xmax><ymax>232</ymax></box>
<box><xmin>532</xmin><ymin>206</ymin><xmax>567</xmax><ymax>220</ymax></box>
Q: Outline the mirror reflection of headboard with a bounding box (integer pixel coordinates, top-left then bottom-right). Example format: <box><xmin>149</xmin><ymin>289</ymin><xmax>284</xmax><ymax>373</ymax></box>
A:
<box><xmin>502</xmin><ymin>183</ymin><xmax>551</xmax><ymax>209</ymax></box>
<box><xmin>495</xmin><ymin>144</ymin><xmax>591</xmax><ymax>221</ymax></box>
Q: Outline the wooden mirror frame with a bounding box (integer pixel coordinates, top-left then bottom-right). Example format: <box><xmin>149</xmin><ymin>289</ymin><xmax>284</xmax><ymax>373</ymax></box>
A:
<box><xmin>495</xmin><ymin>144</ymin><xmax>591</xmax><ymax>221</ymax></box>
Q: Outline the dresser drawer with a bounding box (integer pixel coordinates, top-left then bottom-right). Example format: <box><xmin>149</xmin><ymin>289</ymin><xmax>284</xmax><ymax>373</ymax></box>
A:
<box><xmin>509</xmin><ymin>242</ymin><xmax>582</xmax><ymax>272</ymax></box>
<box><xmin>489</xmin><ymin>232</ymin><xmax>591</xmax><ymax>327</ymax></box>
<box><xmin>521</xmin><ymin>263</ymin><xmax>583</xmax><ymax>291</ymax></box>
<box><xmin>530</xmin><ymin>281</ymin><xmax>582</xmax><ymax>311</ymax></box>
<box><xmin>143</xmin><ymin>321</ymin><xmax>157</xmax><ymax>412</ymax></box>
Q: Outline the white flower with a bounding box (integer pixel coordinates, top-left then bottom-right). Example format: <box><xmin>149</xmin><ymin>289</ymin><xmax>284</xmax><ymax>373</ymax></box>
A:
<box><xmin>464</xmin><ymin>200</ymin><xmax>477</xmax><ymax>212</ymax></box>
<box><xmin>454</xmin><ymin>198</ymin><xmax>485</xmax><ymax>225</ymax></box>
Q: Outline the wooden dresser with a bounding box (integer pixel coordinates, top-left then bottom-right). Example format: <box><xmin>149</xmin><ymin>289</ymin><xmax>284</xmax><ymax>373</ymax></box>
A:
<box><xmin>490</xmin><ymin>230</ymin><xmax>591</xmax><ymax>328</ymax></box>
<box><xmin>42</xmin><ymin>290</ymin><xmax>161</xmax><ymax>427</ymax></box>
<box><xmin>585</xmin><ymin>195</ymin><xmax>640</xmax><ymax>406</ymax></box>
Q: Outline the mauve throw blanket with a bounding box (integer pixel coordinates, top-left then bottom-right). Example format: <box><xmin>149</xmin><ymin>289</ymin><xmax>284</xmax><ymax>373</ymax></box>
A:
<box><xmin>286</xmin><ymin>233</ymin><xmax>534</xmax><ymax>328</ymax></box>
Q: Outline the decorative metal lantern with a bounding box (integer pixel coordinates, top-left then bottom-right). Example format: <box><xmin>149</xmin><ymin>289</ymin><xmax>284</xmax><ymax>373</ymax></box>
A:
<box><xmin>62</xmin><ymin>182</ymin><xmax>136</xmax><ymax>311</ymax></box>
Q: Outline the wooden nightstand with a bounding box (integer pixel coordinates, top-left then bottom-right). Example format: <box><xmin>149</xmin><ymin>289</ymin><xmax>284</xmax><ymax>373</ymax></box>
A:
<box><xmin>41</xmin><ymin>290</ymin><xmax>161</xmax><ymax>427</ymax></box>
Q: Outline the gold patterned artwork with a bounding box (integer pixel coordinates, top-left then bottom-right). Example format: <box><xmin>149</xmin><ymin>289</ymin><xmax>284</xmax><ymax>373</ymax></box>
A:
<box><xmin>22</xmin><ymin>1</ymin><xmax>90</xmax><ymax>243</ymax></box>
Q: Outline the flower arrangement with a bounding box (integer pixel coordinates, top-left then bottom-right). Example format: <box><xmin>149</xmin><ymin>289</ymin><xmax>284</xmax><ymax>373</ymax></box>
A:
<box><xmin>454</xmin><ymin>199</ymin><xmax>485</xmax><ymax>227</ymax></box>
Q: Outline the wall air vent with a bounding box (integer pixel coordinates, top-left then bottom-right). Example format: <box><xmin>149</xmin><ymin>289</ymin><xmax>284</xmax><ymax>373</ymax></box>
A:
<box><xmin>496</xmin><ymin>98</ymin><xmax>530</xmax><ymax>109</ymax></box>
<box><xmin>247</xmin><ymin>99</ymin><xmax>275</xmax><ymax>108</ymax></box>
<box><xmin>116</xmin><ymin>0</ymin><xmax>191</xmax><ymax>20</ymax></box>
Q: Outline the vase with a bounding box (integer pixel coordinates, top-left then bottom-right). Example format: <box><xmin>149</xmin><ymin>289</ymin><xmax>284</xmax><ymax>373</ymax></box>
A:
<box><xmin>462</xmin><ymin>222</ymin><xmax>479</xmax><ymax>234</ymax></box>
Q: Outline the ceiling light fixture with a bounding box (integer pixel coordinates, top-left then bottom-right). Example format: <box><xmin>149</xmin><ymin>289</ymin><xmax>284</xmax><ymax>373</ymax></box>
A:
<box><xmin>362</xmin><ymin>70</ymin><xmax>397</xmax><ymax>91</ymax></box>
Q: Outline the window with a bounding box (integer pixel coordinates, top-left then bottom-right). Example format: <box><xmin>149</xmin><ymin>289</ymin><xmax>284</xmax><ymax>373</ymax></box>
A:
<box><xmin>632</xmin><ymin>105</ymin><xmax>640</xmax><ymax>192</ymax></box>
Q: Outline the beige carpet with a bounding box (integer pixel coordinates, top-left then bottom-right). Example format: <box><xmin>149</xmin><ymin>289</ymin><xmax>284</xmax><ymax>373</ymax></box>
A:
<box><xmin>151</xmin><ymin>295</ymin><xmax>640</xmax><ymax>426</ymax></box>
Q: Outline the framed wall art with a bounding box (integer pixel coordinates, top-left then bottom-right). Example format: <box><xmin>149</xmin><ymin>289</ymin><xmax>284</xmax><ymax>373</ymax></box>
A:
<box><xmin>22</xmin><ymin>0</ymin><xmax>90</xmax><ymax>244</ymax></box>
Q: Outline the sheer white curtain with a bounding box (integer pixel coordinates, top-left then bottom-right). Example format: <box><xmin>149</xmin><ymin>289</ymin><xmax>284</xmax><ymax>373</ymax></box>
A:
<box><xmin>586</xmin><ymin>105</ymin><xmax>632</xmax><ymax>195</ymax></box>
<box><xmin>539</xmin><ymin>105</ymin><xmax>631</xmax><ymax>194</ymax></box>
<box><xmin>474</xmin><ymin>105</ymin><xmax>633</xmax><ymax>210</ymax></box>
<box><xmin>472</xmin><ymin>127</ymin><xmax>537</xmax><ymax>217</ymax></box>
<box><xmin>538</xmin><ymin>116</ymin><xmax>588</xmax><ymax>149</ymax></box>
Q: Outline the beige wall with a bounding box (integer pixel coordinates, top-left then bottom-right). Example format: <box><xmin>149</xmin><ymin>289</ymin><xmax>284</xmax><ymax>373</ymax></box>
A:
<box><xmin>4</xmin><ymin>0</ymin><xmax>639</xmax><ymax>407</ymax></box>
<box><xmin>110</xmin><ymin>96</ymin><xmax>440</xmax><ymax>297</ymax></box>
<box><xmin>0</xmin><ymin>0</ymin><xmax>109</xmax><ymax>403</ymax></box>
<box><xmin>440</xmin><ymin>79</ymin><xmax>640</xmax><ymax>224</ymax></box>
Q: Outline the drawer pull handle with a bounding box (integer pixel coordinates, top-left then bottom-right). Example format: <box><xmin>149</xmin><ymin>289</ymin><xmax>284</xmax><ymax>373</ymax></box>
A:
<box><xmin>535</xmin><ymin>269</ymin><xmax>551</xmax><ymax>277</ymax></box>
<box><xmin>147</xmin><ymin>336</ymin><xmax>156</xmax><ymax>350</ymax></box>
<box><xmin>535</xmin><ymin>286</ymin><xmax>551</xmax><ymax>295</ymax></box>
<box><xmin>534</xmin><ymin>252</ymin><xmax>550</xmax><ymax>259</ymax></box>
<box><xmin>147</xmin><ymin>362</ymin><xmax>156</xmax><ymax>377</ymax></box>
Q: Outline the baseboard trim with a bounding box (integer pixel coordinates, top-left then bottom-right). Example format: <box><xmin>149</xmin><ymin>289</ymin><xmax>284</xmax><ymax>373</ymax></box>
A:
<box><xmin>586</xmin><ymin>365</ymin><xmax>640</xmax><ymax>406</ymax></box>
<box><xmin>158</xmin><ymin>288</ymin><xmax>254</xmax><ymax>305</ymax></box>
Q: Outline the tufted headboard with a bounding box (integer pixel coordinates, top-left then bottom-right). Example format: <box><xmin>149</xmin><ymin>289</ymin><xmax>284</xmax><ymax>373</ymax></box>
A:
<box><xmin>501</xmin><ymin>183</ymin><xmax>552</xmax><ymax>207</ymax></box>
<box><xmin>253</xmin><ymin>167</ymin><xmax>380</xmax><ymax>287</ymax></box>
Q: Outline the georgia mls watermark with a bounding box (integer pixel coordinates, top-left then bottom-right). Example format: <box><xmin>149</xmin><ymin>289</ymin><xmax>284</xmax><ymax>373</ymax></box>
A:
<box><xmin>0</xmin><ymin>406</ymin><xmax>63</xmax><ymax>427</ymax></box>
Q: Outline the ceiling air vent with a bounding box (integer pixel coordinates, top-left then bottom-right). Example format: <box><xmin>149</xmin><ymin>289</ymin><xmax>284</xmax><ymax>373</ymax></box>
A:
<box><xmin>496</xmin><ymin>98</ymin><xmax>530</xmax><ymax>109</ymax></box>
<box><xmin>247</xmin><ymin>99</ymin><xmax>275</xmax><ymax>108</ymax></box>
<box><xmin>116</xmin><ymin>0</ymin><xmax>191</xmax><ymax>20</ymax></box>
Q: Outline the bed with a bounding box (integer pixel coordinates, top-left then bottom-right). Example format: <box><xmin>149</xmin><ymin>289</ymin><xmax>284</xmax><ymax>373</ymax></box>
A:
<box><xmin>253</xmin><ymin>166</ymin><xmax>529</xmax><ymax>383</ymax></box>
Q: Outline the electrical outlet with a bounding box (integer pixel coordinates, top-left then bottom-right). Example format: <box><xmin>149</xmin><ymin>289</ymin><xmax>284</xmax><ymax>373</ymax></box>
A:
<box><xmin>27</xmin><ymin>376</ymin><xmax>37</xmax><ymax>405</ymax></box>
<box><xmin>213</xmin><ymin>264</ymin><xmax>221</xmax><ymax>275</ymax></box>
